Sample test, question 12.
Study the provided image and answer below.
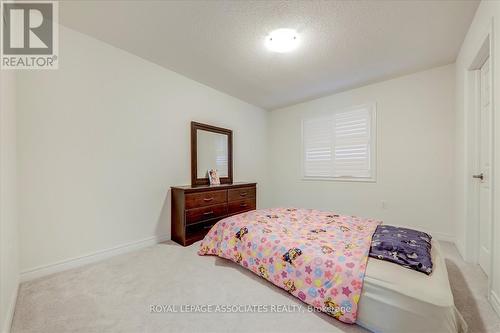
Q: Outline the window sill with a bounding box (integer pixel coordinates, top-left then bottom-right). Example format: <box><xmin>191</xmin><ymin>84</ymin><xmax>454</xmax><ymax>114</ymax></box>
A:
<box><xmin>301</xmin><ymin>176</ymin><xmax>376</xmax><ymax>183</ymax></box>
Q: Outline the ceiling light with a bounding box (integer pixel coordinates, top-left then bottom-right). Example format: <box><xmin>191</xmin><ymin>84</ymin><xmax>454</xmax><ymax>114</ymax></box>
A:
<box><xmin>265</xmin><ymin>28</ymin><xmax>299</xmax><ymax>53</ymax></box>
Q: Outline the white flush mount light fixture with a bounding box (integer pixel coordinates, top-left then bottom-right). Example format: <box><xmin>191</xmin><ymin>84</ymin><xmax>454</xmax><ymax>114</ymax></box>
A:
<box><xmin>265</xmin><ymin>28</ymin><xmax>299</xmax><ymax>53</ymax></box>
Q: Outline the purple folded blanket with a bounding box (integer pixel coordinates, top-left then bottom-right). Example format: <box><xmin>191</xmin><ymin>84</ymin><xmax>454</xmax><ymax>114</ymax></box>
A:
<box><xmin>369</xmin><ymin>225</ymin><xmax>433</xmax><ymax>275</ymax></box>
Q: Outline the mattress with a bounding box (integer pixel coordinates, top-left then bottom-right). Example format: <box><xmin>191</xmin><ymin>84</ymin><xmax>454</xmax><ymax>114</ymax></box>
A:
<box><xmin>357</xmin><ymin>240</ymin><xmax>467</xmax><ymax>333</ymax></box>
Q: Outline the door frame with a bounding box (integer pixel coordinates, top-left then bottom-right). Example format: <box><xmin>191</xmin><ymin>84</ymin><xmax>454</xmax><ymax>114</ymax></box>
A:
<box><xmin>464</xmin><ymin>19</ymin><xmax>495</xmax><ymax>293</ymax></box>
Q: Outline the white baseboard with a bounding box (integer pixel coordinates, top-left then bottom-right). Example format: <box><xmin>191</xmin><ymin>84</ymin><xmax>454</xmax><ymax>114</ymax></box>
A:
<box><xmin>20</xmin><ymin>234</ymin><xmax>169</xmax><ymax>282</ymax></box>
<box><xmin>395</xmin><ymin>224</ymin><xmax>455</xmax><ymax>244</ymax></box>
<box><xmin>491</xmin><ymin>290</ymin><xmax>500</xmax><ymax>318</ymax></box>
<box><xmin>2</xmin><ymin>284</ymin><xmax>19</xmax><ymax>333</ymax></box>
<box><xmin>430</xmin><ymin>231</ymin><xmax>456</xmax><ymax>244</ymax></box>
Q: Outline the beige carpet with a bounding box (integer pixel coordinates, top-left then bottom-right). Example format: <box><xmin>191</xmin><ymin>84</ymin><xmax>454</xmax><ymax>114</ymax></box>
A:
<box><xmin>11</xmin><ymin>241</ymin><xmax>500</xmax><ymax>333</ymax></box>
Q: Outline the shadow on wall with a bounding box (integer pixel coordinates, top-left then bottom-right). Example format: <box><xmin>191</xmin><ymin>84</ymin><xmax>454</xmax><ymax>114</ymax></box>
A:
<box><xmin>155</xmin><ymin>189</ymin><xmax>171</xmax><ymax>240</ymax></box>
<box><xmin>445</xmin><ymin>259</ymin><xmax>486</xmax><ymax>332</ymax></box>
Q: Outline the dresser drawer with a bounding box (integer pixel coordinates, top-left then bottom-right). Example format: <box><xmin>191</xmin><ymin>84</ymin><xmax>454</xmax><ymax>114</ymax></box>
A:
<box><xmin>228</xmin><ymin>198</ymin><xmax>256</xmax><ymax>215</ymax></box>
<box><xmin>228</xmin><ymin>187</ymin><xmax>256</xmax><ymax>202</ymax></box>
<box><xmin>185</xmin><ymin>190</ymin><xmax>227</xmax><ymax>209</ymax></box>
<box><xmin>185</xmin><ymin>220</ymin><xmax>217</xmax><ymax>244</ymax></box>
<box><xmin>185</xmin><ymin>203</ymin><xmax>228</xmax><ymax>225</ymax></box>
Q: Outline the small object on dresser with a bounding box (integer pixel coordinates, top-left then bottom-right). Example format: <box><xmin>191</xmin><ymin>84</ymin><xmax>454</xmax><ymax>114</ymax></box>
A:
<box><xmin>208</xmin><ymin>169</ymin><xmax>220</xmax><ymax>185</ymax></box>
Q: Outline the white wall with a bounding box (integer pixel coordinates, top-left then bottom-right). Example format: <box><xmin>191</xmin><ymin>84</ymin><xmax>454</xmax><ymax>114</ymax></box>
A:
<box><xmin>268</xmin><ymin>64</ymin><xmax>455</xmax><ymax>241</ymax></box>
<box><xmin>0</xmin><ymin>70</ymin><xmax>19</xmax><ymax>332</ymax></box>
<box><xmin>16</xmin><ymin>26</ymin><xmax>269</xmax><ymax>276</ymax></box>
<box><xmin>454</xmin><ymin>0</ymin><xmax>500</xmax><ymax>315</ymax></box>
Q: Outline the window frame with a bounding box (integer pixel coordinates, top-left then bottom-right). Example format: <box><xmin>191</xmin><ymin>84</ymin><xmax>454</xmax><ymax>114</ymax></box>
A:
<box><xmin>300</xmin><ymin>103</ymin><xmax>377</xmax><ymax>183</ymax></box>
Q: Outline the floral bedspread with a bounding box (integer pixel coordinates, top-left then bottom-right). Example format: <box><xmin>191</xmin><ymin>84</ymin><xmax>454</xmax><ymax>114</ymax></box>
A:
<box><xmin>198</xmin><ymin>208</ymin><xmax>381</xmax><ymax>324</ymax></box>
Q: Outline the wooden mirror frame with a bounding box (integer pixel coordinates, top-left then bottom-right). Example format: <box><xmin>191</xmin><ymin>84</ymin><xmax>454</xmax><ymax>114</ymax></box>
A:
<box><xmin>191</xmin><ymin>121</ymin><xmax>233</xmax><ymax>186</ymax></box>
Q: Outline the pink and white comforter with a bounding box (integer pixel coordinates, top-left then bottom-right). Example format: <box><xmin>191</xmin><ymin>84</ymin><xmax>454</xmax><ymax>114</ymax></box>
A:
<box><xmin>198</xmin><ymin>208</ymin><xmax>381</xmax><ymax>324</ymax></box>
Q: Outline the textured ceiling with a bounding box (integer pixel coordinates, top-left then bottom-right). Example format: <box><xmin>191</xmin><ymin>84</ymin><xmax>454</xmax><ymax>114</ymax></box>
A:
<box><xmin>59</xmin><ymin>0</ymin><xmax>479</xmax><ymax>110</ymax></box>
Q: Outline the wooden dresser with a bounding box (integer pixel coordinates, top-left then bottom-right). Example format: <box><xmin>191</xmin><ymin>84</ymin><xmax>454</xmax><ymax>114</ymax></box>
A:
<box><xmin>171</xmin><ymin>182</ymin><xmax>256</xmax><ymax>246</ymax></box>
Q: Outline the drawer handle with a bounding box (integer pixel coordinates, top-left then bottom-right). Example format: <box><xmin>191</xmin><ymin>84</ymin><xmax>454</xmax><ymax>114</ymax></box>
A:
<box><xmin>203</xmin><ymin>211</ymin><xmax>214</xmax><ymax>215</ymax></box>
<box><xmin>240</xmin><ymin>203</ymin><xmax>248</xmax><ymax>208</ymax></box>
<box><xmin>240</xmin><ymin>192</ymin><xmax>248</xmax><ymax>197</ymax></box>
<box><xmin>203</xmin><ymin>197</ymin><xmax>214</xmax><ymax>202</ymax></box>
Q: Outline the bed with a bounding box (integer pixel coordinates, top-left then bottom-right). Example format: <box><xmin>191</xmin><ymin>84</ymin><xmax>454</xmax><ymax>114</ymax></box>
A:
<box><xmin>199</xmin><ymin>208</ymin><xmax>466</xmax><ymax>332</ymax></box>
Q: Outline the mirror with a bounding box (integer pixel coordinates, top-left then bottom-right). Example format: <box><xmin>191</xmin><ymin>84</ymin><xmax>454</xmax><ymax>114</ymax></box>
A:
<box><xmin>197</xmin><ymin>130</ymin><xmax>228</xmax><ymax>178</ymax></box>
<box><xmin>191</xmin><ymin>122</ymin><xmax>233</xmax><ymax>185</ymax></box>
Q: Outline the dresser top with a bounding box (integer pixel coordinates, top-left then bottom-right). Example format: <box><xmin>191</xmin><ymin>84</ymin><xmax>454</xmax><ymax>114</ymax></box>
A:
<box><xmin>171</xmin><ymin>182</ymin><xmax>256</xmax><ymax>193</ymax></box>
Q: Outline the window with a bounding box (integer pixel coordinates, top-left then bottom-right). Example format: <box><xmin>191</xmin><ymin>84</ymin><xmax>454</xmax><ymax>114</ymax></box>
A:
<box><xmin>302</xmin><ymin>104</ymin><xmax>376</xmax><ymax>181</ymax></box>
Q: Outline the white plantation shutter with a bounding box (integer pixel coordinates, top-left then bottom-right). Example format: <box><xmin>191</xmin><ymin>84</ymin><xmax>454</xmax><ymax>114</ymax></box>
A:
<box><xmin>303</xmin><ymin>104</ymin><xmax>375</xmax><ymax>180</ymax></box>
<box><xmin>303</xmin><ymin>117</ymin><xmax>333</xmax><ymax>177</ymax></box>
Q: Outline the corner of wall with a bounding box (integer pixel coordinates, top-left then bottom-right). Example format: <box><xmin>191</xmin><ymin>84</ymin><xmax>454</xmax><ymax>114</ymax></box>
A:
<box><xmin>1</xmin><ymin>285</ymin><xmax>18</xmax><ymax>333</ymax></box>
<box><xmin>455</xmin><ymin>238</ymin><xmax>466</xmax><ymax>261</ymax></box>
<box><xmin>0</xmin><ymin>69</ymin><xmax>20</xmax><ymax>333</ymax></box>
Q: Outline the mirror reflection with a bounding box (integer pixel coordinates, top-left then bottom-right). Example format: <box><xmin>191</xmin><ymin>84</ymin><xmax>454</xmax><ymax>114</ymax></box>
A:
<box><xmin>196</xmin><ymin>129</ymin><xmax>229</xmax><ymax>178</ymax></box>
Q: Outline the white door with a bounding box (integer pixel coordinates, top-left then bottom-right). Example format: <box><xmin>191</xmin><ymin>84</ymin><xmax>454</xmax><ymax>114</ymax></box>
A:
<box><xmin>478</xmin><ymin>57</ymin><xmax>492</xmax><ymax>276</ymax></box>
